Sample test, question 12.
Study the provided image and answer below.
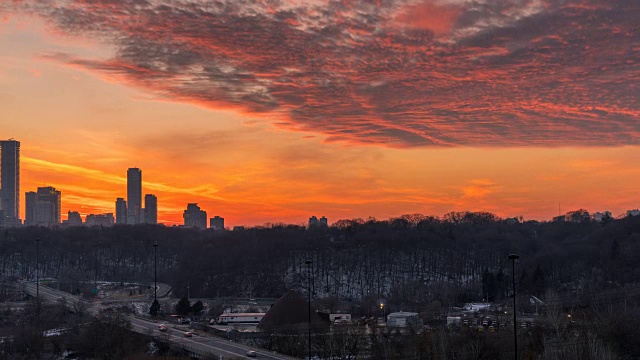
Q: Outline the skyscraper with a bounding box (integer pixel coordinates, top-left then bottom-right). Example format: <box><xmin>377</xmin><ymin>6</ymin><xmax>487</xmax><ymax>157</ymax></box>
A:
<box><xmin>144</xmin><ymin>194</ymin><xmax>157</xmax><ymax>225</ymax></box>
<box><xmin>115</xmin><ymin>197</ymin><xmax>127</xmax><ymax>224</ymax></box>
<box><xmin>183</xmin><ymin>203</ymin><xmax>207</xmax><ymax>229</ymax></box>
<box><xmin>0</xmin><ymin>139</ymin><xmax>20</xmax><ymax>225</ymax></box>
<box><xmin>127</xmin><ymin>168</ymin><xmax>142</xmax><ymax>225</ymax></box>
<box><xmin>25</xmin><ymin>186</ymin><xmax>61</xmax><ymax>226</ymax></box>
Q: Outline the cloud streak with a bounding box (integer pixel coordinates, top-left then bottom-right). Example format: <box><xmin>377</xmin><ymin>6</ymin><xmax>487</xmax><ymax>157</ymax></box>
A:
<box><xmin>4</xmin><ymin>0</ymin><xmax>640</xmax><ymax>147</ymax></box>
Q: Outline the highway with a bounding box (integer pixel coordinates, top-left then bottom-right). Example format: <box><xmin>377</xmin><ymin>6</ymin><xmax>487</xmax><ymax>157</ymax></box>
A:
<box><xmin>20</xmin><ymin>281</ymin><xmax>297</xmax><ymax>359</ymax></box>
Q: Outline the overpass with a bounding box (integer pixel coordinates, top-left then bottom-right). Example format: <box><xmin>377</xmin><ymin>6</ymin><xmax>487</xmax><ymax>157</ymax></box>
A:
<box><xmin>20</xmin><ymin>281</ymin><xmax>297</xmax><ymax>359</ymax></box>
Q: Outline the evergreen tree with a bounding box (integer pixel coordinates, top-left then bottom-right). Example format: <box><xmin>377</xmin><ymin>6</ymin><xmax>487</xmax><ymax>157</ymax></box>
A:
<box><xmin>175</xmin><ymin>296</ymin><xmax>191</xmax><ymax>316</ymax></box>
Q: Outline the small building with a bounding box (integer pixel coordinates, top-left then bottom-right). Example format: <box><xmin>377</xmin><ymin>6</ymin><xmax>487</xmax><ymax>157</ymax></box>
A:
<box><xmin>386</xmin><ymin>312</ymin><xmax>420</xmax><ymax>328</ymax></box>
<box><xmin>318</xmin><ymin>312</ymin><xmax>351</xmax><ymax>324</ymax></box>
<box><xmin>446</xmin><ymin>316</ymin><xmax>462</xmax><ymax>326</ymax></box>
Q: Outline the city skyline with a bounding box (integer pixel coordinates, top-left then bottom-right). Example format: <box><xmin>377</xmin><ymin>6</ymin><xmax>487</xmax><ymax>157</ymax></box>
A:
<box><xmin>2</xmin><ymin>1</ymin><xmax>640</xmax><ymax>226</ymax></box>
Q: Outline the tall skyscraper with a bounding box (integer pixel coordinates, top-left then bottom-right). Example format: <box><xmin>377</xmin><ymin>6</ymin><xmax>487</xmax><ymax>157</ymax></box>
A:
<box><xmin>25</xmin><ymin>186</ymin><xmax>61</xmax><ymax>226</ymax></box>
<box><xmin>144</xmin><ymin>194</ymin><xmax>157</xmax><ymax>225</ymax></box>
<box><xmin>127</xmin><ymin>168</ymin><xmax>142</xmax><ymax>225</ymax></box>
<box><xmin>183</xmin><ymin>203</ymin><xmax>207</xmax><ymax>229</ymax></box>
<box><xmin>0</xmin><ymin>139</ymin><xmax>20</xmax><ymax>225</ymax></box>
<box><xmin>115</xmin><ymin>198</ymin><xmax>127</xmax><ymax>224</ymax></box>
<box><xmin>210</xmin><ymin>216</ymin><xmax>224</xmax><ymax>231</ymax></box>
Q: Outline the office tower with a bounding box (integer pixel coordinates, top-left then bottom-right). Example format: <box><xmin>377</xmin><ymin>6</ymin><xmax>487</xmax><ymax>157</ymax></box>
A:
<box><xmin>127</xmin><ymin>168</ymin><xmax>142</xmax><ymax>224</ymax></box>
<box><xmin>183</xmin><ymin>203</ymin><xmax>207</xmax><ymax>229</ymax></box>
<box><xmin>320</xmin><ymin>216</ymin><xmax>328</xmax><ymax>227</ymax></box>
<box><xmin>24</xmin><ymin>186</ymin><xmax>61</xmax><ymax>226</ymax></box>
<box><xmin>210</xmin><ymin>216</ymin><xmax>224</xmax><ymax>231</ymax></box>
<box><xmin>0</xmin><ymin>139</ymin><xmax>20</xmax><ymax>224</ymax></box>
<box><xmin>63</xmin><ymin>211</ymin><xmax>83</xmax><ymax>226</ymax></box>
<box><xmin>115</xmin><ymin>198</ymin><xmax>127</xmax><ymax>224</ymax></box>
<box><xmin>144</xmin><ymin>194</ymin><xmax>157</xmax><ymax>225</ymax></box>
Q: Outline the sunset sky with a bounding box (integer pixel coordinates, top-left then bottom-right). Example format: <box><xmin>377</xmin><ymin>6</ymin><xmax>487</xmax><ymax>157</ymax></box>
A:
<box><xmin>1</xmin><ymin>0</ymin><xmax>639</xmax><ymax>226</ymax></box>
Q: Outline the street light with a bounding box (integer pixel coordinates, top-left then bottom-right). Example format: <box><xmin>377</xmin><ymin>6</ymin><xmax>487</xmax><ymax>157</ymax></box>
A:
<box><xmin>153</xmin><ymin>242</ymin><xmax>158</xmax><ymax>302</ymax></box>
<box><xmin>36</xmin><ymin>238</ymin><xmax>40</xmax><ymax>317</ymax></box>
<box><xmin>508</xmin><ymin>254</ymin><xmax>520</xmax><ymax>360</ymax></box>
<box><xmin>94</xmin><ymin>242</ymin><xmax>99</xmax><ymax>295</ymax></box>
<box><xmin>305</xmin><ymin>259</ymin><xmax>313</xmax><ymax>360</ymax></box>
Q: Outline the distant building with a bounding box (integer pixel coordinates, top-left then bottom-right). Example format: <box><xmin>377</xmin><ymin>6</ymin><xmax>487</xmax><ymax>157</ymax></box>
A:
<box><xmin>0</xmin><ymin>139</ymin><xmax>21</xmax><ymax>225</ymax></box>
<box><xmin>24</xmin><ymin>186</ymin><xmax>61</xmax><ymax>226</ymax></box>
<box><xmin>627</xmin><ymin>209</ymin><xmax>640</xmax><ymax>217</ymax></box>
<box><xmin>309</xmin><ymin>215</ymin><xmax>328</xmax><ymax>228</ymax></box>
<box><xmin>593</xmin><ymin>211</ymin><xmax>612</xmax><ymax>222</ymax></box>
<box><xmin>210</xmin><ymin>216</ymin><xmax>224</xmax><ymax>231</ymax></box>
<box><xmin>63</xmin><ymin>211</ymin><xmax>83</xmax><ymax>226</ymax></box>
<box><xmin>183</xmin><ymin>203</ymin><xmax>207</xmax><ymax>229</ymax></box>
<box><xmin>144</xmin><ymin>194</ymin><xmax>157</xmax><ymax>225</ymax></box>
<box><xmin>85</xmin><ymin>213</ymin><xmax>114</xmax><ymax>227</ymax></box>
<box><xmin>386</xmin><ymin>312</ymin><xmax>421</xmax><ymax>328</ymax></box>
<box><xmin>232</xmin><ymin>226</ymin><xmax>245</xmax><ymax>231</ymax></box>
<box><xmin>127</xmin><ymin>168</ymin><xmax>142</xmax><ymax>224</ymax></box>
<box><xmin>115</xmin><ymin>198</ymin><xmax>127</xmax><ymax>224</ymax></box>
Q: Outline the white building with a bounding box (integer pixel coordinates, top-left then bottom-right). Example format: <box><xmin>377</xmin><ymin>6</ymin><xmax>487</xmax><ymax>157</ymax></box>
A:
<box><xmin>386</xmin><ymin>312</ymin><xmax>420</xmax><ymax>328</ymax></box>
<box><xmin>463</xmin><ymin>303</ymin><xmax>491</xmax><ymax>312</ymax></box>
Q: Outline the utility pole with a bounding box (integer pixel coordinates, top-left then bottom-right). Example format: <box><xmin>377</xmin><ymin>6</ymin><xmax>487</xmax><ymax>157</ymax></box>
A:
<box><xmin>305</xmin><ymin>259</ymin><xmax>313</xmax><ymax>360</ymax></box>
<box><xmin>94</xmin><ymin>242</ymin><xmax>99</xmax><ymax>294</ymax></box>
<box><xmin>509</xmin><ymin>254</ymin><xmax>520</xmax><ymax>360</ymax></box>
<box><xmin>153</xmin><ymin>242</ymin><xmax>158</xmax><ymax>302</ymax></box>
<box><xmin>36</xmin><ymin>238</ymin><xmax>40</xmax><ymax>317</ymax></box>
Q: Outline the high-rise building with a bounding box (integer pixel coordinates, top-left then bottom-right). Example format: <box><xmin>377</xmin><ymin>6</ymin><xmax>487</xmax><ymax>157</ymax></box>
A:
<box><xmin>308</xmin><ymin>215</ymin><xmax>328</xmax><ymax>228</ymax></box>
<box><xmin>127</xmin><ymin>168</ymin><xmax>142</xmax><ymax>225</ymax></box>
<box><xmin>0</xmin><ymin>139</ymin><xmax>20</xmax><ymax>225</ymax></box>
<box><xmin>24</xmin><ymin>186</ymin><xmax>61</xmax><ymax>226</ymax></box>
<box><xmin>144</xmin><ymin>194</ymin><xmax>157</xmax><ymax>225</ymax></box>
<box><xmin>115</xmin><ymin>198</ymin><xmax>127</xmax><ymax>224</ymax></box>
<box><xmin>183</xmin><ymin>203</ymin><xmax>207</xmax><ymax>229</ymax></box>
<box><xmin>210</xmin><ymin>216</ymin><xmax>224</xmax><ymax>231</ymax></box>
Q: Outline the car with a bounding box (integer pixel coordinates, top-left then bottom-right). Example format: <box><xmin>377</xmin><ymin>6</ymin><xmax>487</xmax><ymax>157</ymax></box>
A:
<box><xmin>184</xmin><ymin>331</ymin><xmax>193</xmax><ymax>337</ymax></box>
<box><xmin>158</xmin><ymin>324</ymin><xmax>168</xmax><ymax>332</ymax></box>
<box><xmin>246</xmin><ymin>350</ymin><xmax>257</xmax><ymax>357</ymax></box>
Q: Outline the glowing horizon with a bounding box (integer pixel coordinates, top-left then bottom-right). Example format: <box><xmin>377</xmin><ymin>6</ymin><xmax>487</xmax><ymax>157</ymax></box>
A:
<box><xmin>2</xmin><ymin>1</ymin><xmax>639</xmax><ymax>227</ymax></box>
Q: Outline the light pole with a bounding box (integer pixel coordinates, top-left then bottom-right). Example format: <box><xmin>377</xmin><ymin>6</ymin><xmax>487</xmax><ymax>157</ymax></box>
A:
<box><xmin>305</xmin><ymin>259</ymin><xmax>313</xmax><ymax>360</ymax></box>
<box><xmin>94</xmin><ymin>242</ymin><xmax>98</xmax><ymax>295</ymax></box>
<box><xmin>153</xmin><ymin>242</ymin><xmax>158</xmax><ymax>302</ymax></box>
<box><xmin>509</xmin><ymin>254</ymin><xmax>520</xmax><ymax>360</ymax></box>
<box><xmin>36</xmin><ymin>238</ymin><xmax>40</xmax><ymax>317</ymax></box>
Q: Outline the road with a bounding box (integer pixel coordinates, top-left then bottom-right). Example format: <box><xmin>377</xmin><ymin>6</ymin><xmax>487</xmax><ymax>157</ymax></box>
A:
<box><xmin>129</xmin><ymin>317</ymin><xmax>295</xmax><ymax>360</ymax></box>
<box><xmin>21</xmin><ymin>281</ymin><xmax>296</xmax><ymax>359</ymax></box>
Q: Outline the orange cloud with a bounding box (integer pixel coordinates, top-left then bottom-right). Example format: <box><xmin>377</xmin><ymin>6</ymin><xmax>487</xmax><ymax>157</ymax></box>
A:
<box><xmin>394</xmin><ymin>1</ymin><xmax>461</xmax><ymax>36</ymax></box>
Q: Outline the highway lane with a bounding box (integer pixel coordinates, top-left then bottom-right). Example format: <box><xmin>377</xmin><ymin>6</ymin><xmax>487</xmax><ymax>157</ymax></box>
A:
<box><xmin>20</xmin><ymin>281</ymin><xmax>297</xmax><ymax>359</ymax></box>
<box><xmin>129</xmin><ymin>316</ymin><xmax>296</xmax><ymax>360</ymax></box>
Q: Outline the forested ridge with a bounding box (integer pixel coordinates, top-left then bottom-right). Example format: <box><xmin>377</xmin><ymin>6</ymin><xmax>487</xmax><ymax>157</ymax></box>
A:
<box><xmin>1</xmin><ymin>211</ymin><xmax>638</xmax><ymax>308</ymax></box>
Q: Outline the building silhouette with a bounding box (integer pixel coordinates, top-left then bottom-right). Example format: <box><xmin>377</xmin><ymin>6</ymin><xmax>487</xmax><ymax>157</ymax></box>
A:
<box><xmin>0</xmin><ymin>139</ymin><xmax>21</xmax><ymax>226</ymax></box>
<box><xmin>183</xmin><ymin>203</ymin><xmax>207</xmax><ymax>229</ymax></box>
<box><xmin>210</xmin><ymin>216</ymin><xmax>224</xmax><ymax>231</ymax></box>
<box><xmin>86</xmin><ymin>213</ymin><xmax>114</xmax><ymax>227</ymax></box>
<box><xmin>63</xmin><ymin>210</ymin><xmax>83</xmax><ymax>226</ymax></box>
<box><xmin>127</xmin><ymin>168</ymin><xmax>142</xmax><ymax>225</ymax></box>
<box><xmin>115</xmin><ymin>198</ymin><xmax>127</xmax><ymax>224</ymax></box>
<box><xmin>25</xmin><ymin>186</ymin><xmax>61</xmax><ymax>226</ymax></box>
<box><xmin>144</xmin><ymin>194</ymin><xmax>157</xmax><ymax>225</ymax></box>
<box><xmin>309</xmin><ymin>215</ymin><xmax>328</xmax><ymax>228</ymax></box>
